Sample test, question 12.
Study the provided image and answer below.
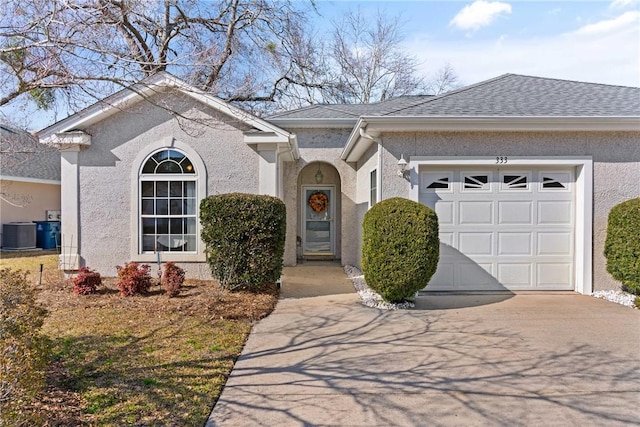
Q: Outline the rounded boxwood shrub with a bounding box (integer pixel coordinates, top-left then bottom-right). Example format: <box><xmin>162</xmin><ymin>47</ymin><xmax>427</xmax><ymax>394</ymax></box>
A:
<box><xmin>200</xmin><ymin>193</ymin><xmax>286</xmax><ymax>290</ymax></box>
<box><xmin>362</xmin><ymin>197</ymin><xmax>439</xmax><ymax>303</ymax></box>
<box><xmin>604</xmin><ymin>198</ymin><xmax>640</xmax><ymax>295</ymax></box>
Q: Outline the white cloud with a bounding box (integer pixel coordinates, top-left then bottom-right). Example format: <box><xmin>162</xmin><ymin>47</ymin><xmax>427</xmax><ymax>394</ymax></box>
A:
<box><xmin>610</xmin><ymin>0</ymin><xmax>637</xmax><ymax>9</ymax></box>
<box><xmin>410</xmin><ymin>11</ymin><xmax>640</xmax><ymax>88</ymax></box>
<box><xmin>572</xmin><ymin>10</ymin><xmax>640</xmax><ymax>36</ymax></box>
<box><xmin>450</xmin><ymin>1</ymin><xmax>512</xmax><ymax>31</ymax></box>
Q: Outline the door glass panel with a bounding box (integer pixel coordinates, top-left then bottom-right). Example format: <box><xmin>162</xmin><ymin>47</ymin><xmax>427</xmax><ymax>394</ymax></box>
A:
<box><xmin>304</xmin><ymin>189</ymin><xmax>332</xmax><ymax>253</ymax></box>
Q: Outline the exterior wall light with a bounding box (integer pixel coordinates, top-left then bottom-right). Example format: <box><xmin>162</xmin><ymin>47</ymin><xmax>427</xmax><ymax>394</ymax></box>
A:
<box><xmin>315</xmin><ymin>165</ymin><xmax>324</xmax><ymax>184</ymax></box>
<box><xmin>397</xmin><ymin>154</ymin><xmax>409</xmax><ymax>178</ymax></box>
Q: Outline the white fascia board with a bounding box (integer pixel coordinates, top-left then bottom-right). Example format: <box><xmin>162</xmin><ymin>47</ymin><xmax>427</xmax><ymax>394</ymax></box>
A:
<box><xmin>0</xmin><ymin>176</ymin><xmax>61</xmax><ymax>185</ymax></box>
<box><xmin>268</xmin><ymin>118</ymin><xmax>358</xmax><ymax>129</ymax></box>
<box><xmin>340</xmin><ymin>118</ymin><xmax>367</xmax><ymax>162</ymax></box>
<box><xmin>361</xmin><ymin>116</ymin><xmax>640</xmax><ymax>132</ymax></box>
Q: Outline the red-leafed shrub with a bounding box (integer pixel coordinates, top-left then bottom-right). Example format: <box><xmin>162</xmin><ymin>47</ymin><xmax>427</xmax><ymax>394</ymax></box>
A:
<box><xmin>161</xmin><ymin>262</ymin><xmax>185</xmax><ymax>298</ymax></box>
<box><xmin>115</xmin><ymin>262</ymin><xmax>152</xmax><ymax>297</ymax></box>
<box><xmin>70</xmin><ymin>267</ymin><xmax>102</xmax><ymax>295</ymax></box>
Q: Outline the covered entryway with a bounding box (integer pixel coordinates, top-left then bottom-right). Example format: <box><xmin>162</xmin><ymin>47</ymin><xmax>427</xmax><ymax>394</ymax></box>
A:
<box><xmin>297</xmin><ymin>162</ymin><xmax>342</xmax><ymax>261</ymax></box>
<box><xmin>419</xmin><ymin>166</ymin><xmax>576</xmax><ymax>291</ymax></box>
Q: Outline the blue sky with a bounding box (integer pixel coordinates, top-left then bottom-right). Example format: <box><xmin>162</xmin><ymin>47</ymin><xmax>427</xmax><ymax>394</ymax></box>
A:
<box><xmin>315</xmin><ymin>0</ymin><xmax>639</xmax><ymax>88</ymax></box>
<box><xmin>3</xmin><ymin>0</ymin><xmax>638</xmax><ymax>131</ymax></box>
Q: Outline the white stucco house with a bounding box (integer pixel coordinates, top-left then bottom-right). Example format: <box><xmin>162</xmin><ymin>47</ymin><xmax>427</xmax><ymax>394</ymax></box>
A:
<box><xmin>37</xmin><ymin>72</ymin><xmax>640</xmax><ymax>294</ymax></box>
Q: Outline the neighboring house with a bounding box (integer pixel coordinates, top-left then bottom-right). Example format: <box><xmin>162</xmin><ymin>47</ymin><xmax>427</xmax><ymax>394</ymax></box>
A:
<box><xmin>37</xmin><ymin>72</ymin><xmax>640</xmax><ymax>294</ymax></box>
<box><xmin>1</xmin><ymin>121</ymin><xmax>61</xmax><ymax>248</ymax></box>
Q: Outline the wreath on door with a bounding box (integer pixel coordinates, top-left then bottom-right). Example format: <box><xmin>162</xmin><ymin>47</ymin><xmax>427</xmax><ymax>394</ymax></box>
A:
<box><xmin>308</xmin><ymin>192</ymin><xmax>329</xmax><ymax>213</ymax></box>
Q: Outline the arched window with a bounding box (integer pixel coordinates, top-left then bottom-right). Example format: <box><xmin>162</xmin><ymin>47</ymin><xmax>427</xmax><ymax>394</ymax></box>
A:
<box><xmin>140</xmin><ymin>149</ymin><xmax>197</xmax><ymax>253</ymax></box>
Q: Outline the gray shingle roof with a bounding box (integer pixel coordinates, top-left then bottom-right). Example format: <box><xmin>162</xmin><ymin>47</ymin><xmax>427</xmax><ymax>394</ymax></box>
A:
<box><xmin>268</xmin><ymin>95</ymin><xmax>434</xmax><ymax>119</ymax></box>
<box><xmin>1</xmin><ymin>122</ymin><xmax>60</xmax><ymax>181</ymax></box>
<box><xmin>384</xmin><ymin>74</ymin><xmax>640</xmax><ymax>116</ymax></box>
<box><xmin>269</xmin><ymin>74</ymin><xmax>639</xmax><ymax>119</ymax></box>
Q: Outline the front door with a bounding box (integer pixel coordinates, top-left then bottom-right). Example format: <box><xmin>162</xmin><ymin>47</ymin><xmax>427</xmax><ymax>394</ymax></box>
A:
<box><xmin>302</xmin><ymin>186</ymin><xmax>335</xmax><ymax>256</ymax></box>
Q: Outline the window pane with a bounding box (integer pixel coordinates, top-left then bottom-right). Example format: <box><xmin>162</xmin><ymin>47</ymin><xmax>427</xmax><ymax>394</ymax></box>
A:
<box><xmin>182</xmin><ymin>158</ymin><xmax>195</xmax><ymax>173</ymax></box>
<box><xmin>185</xmin><ymin>181</ymin><xmax>196</xmax><ymax>197</ymax></box>
<box><xmin>153</xmin><ymin>150</ymin><xmax>169</xmax><ymax>162</ymax></box>
<box><xmin>168</xmin><ymin>235</ymin><xmax>186</xmax><ymax>252</ymax></box>
<box><xmin>156</xmin><ymin>161</ymin><xmax>182</xmax><ymax>174</ymax></box>
<box><xmin>142</xmin><ymin>218</ymin><xmax>155</xmax><ymax>234</ymax></box>
<box><xmin>186</xmin><ymin>218</ymin><xmax>196</xmax><ymax>234</ymax></box>
<box><xmin>142</xmin><ymin>160</ymin><xmax>156</xmax><ymax>174</ymax></box>
<box><xmin>170</xmin><ymin>181</ymin><xmax>182</xmax><ymax>197</ymax></box>
<box><xmin>170</xmin><ymin>218</ymin><xmax>183</xmax><ymax>234</ymax></box>
<box><xmin>156</xmin><ymin>181</ymin><xmax>168</xmax><ymax>197</ymax></box>
<box><xmin>157</xmin><ymin>235</ymin><xmax>170</xmax><ymax>251</ymax></box>
<box><xmin>157</xmin><ymin>218</ymin><xmax>169</xmax><ymax>234</ymax></box>
<box><xmin>142</xmin><ymin>199</ymin><xmax>154</xmax><ymax>215</ymax></box>
<box><xmin>167</xmin><ymin>150</ymin><xmax>184</xmax><ymax>161</ymax></box>
<box><xmin>184</xmin><ymin>235</ymin><xmax>196</xmax><ymax>251</ymax></box>
<box><xmin>156</xmin><ymin>200</ymin><xmax>168</xmax><ymax>215</ymax></box>
<box><xmin>184</xmin><ymin>199</ymin><xmax>196</xmax><ymax>215</ymax></box>
<box><xmin>142</xmin><ymin>235</ymin><xmax>156</xmax><ymax>251</ymax></box>
<box><xmin>170</xmin><ymin>199</ymin><xmax>182</xmax><ymax>215</ymax></box>
<box><xmin>141</xmin><ymin>181</ymin><xmax>154</xmax><ymax>196</ymax></box>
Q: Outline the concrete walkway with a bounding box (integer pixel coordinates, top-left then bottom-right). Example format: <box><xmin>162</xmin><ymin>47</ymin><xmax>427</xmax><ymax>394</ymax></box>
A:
<box><xmin>207</xmin><ymin>263</ymin><xmax>640</xmax><ymax>426</ymax></box>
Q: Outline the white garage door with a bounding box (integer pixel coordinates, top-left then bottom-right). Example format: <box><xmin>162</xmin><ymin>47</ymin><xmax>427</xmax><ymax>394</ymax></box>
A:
<box><xmin>420</xmin><ymin>167</ymin><xmax>575</xmax><ymax>291</ymax></box>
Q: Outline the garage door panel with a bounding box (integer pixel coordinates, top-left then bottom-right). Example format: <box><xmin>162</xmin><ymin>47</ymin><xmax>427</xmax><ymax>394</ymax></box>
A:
<box><xmin>538</xmin><ymin>201</ymin><xmax>572</xmax><ymax>225</ymax></box>
<box><xmin>435</xmin><ymin>201</ymin><xmax>454</xmax><ymax>224</ymax></box>
<box><xmin>498</xmin><ymin>201</ymin><xmax>533</xmax><ymax>224</ymax></box>
<box><xmin>538</xmin><ymin>232</ymin><xmax>572</xmax><ymax>255</ymax></box>
<box><xmin>457</xmin><ymin>263</ymin><xmax>496</xmax><ymax>287</ymax></box>
<box><xmin>497</xmin><ymin>263</ymin><xmax>532</xmax><ymax>287</ymax></box>
<box><xmin>429</xmin><ymin>263</ymin><xmax>454</xmax><ymax>289</ymax></box>
<box><xmin>537</xmin><ymin>263</ymin><xmax>572</xmax><ymax>288</ymax></box>
<box><xmin>459</xmin><ymin>201</ymin><xmax>493</xmax><ymax>224</ymax></box>
<box><xmin>498</xmin><ymin>232</ymin><xmax>532</xmax><ymax>255</ymax></box>
<box><xmin>459</xmin><ymin>232</ymin><xmax>493</xmax><ymax>255</ymax></box>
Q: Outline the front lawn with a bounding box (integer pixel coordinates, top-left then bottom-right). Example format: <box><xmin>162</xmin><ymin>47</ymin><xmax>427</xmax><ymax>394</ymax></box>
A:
<box><xmin>0</xmin><ymin>252</ymin><xmax>278</xmax><ymax>425</ymax></box>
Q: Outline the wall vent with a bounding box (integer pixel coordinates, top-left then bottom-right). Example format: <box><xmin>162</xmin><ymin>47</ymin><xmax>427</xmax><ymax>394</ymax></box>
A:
<box><xmin>46</xmin><ymin>210</ymin><xmax>61</xmax><ymax>221</ymax></box>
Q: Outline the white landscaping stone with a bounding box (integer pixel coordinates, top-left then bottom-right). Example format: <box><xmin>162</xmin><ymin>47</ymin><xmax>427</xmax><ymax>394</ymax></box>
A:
<box><xmin>591</xmin><ymin>289</ymin><xmax>638</xmax><ymax>309</ymax></box>
<box><xmin>344</xmin><ymin>265</ymin><xmax>415</xmax><ymax>310</ymax></box>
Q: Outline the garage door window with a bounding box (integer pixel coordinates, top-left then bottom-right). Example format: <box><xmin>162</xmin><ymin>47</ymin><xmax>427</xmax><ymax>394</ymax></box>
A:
<box><xmin>501</xmin><ymin>173</ymin><xmax>529</xmax><ymax>190</ymax></box>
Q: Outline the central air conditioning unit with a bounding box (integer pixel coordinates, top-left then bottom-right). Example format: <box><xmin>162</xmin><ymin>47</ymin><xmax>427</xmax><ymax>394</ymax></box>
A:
<box><xmin>2</xmin><ymin>222</ymin><xmax>37</xmax><ymax>250</ymax></box>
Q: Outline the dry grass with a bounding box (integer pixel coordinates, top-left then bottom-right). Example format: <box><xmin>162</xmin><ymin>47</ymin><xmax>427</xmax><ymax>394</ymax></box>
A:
<box><xmin>0</xmin><ymin>252</ymin><xmax>279</xmax><ymax>426</ymax></box>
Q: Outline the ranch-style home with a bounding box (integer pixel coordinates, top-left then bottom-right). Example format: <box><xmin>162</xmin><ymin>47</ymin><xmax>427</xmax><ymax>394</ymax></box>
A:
<box><xmin>38</xmin><ymin>72</ymin><xmax>640</xmax><ymax>294</ymax></box>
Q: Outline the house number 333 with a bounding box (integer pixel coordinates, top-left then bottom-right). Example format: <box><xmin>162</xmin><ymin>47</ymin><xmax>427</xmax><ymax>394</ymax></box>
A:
<box><xmin>496</xmin><ymin>156</ymin><xmax>508</xmax><ymax>164</ymax></box>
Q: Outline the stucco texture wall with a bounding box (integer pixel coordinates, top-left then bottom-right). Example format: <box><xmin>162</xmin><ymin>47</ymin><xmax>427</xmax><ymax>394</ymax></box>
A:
<box><xmin>0</xmin><ymin>181</ymin><xmax>60</xmax><ymax>247</ymax></box>
<box><xmin>375</xmin><ymin>130</ymin><xmax>640</xmax><ymax>292</ymax></box>
<box><xmin>282</xmin><ymin>128</ymin><xmax>357</xmax><ymax>266</ymax></box>
<box><xmin>75</xmin><ymin>91</ymin><xmax>259</xmax><ymax>277</ymax></box>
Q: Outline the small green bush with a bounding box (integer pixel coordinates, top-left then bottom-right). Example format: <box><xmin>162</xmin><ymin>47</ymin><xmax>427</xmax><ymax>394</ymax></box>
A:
<box><xmin>0</xmin><ymin>268</ymin><xmax>50</xmax><ymax>426</ymax></box>
<box><xmin>161</xmin><ymin>262</ymin><xmax>185</xmax><ymax>298</ymax></box>
<box><xmin>71</xmin><ymin>267</ymin><xmax>102</xmax><ymax>295</ymax></box>
<box><xmin>362</xmin><ymin>197</ymin><xmax>439</xmax><ymax>303</ymax></box>
<box><xmin>604</xmin><ymin>198</ymin><xmax>640</xmax><ymax>295</ymax></box>
<box><xmin>200</xmin><ymin>193</ymin><xmax>286</xmax><ymax>290</ymax></box>
<box><xmin>115</xmin><ymin>262</ymin><xmax>152</xmax><ymax>296</ymax></box>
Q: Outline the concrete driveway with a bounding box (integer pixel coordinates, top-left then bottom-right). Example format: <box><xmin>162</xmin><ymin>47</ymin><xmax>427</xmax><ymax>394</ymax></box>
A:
<box><xmin>207</xmin><ymin>265</ymin><xmax>640</xmax><ymax>426</ymax></box>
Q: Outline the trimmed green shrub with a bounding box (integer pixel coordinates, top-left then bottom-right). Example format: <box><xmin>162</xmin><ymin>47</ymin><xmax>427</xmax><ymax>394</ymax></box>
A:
<box><xmin>362</xmin><ymin>197</ymin><xmax>439</xmax><ymax>303</ymax></box>
<box><xmin>70</xmin><ymin>267</ymin><xmax>102</xmax><ymax>295</ymax></box>
<box><xmin>115</xmin><ymin>262</ymin><xmax>152</xmax><ymax>296</ymax></box>
<box><xmin>604</xmin><ymin>198</ymin><xmax>640</xmax><ymax>295</ymax></box>
<box><xmin>200</xmin><ymin>193</ymin><xmax>286</xmax><ymax>290</ymax></box>
<box><xmin>161</xmin><ymin>262</ymin><xmax>185</xmax><ymax>298</ymax></box>
<box><xmin>0</xmin><ymin>268</ymin><xmax>50</xmax><ymax>426</ymax></box>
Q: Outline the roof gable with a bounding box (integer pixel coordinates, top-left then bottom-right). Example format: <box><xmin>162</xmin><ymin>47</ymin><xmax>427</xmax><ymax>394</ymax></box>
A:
<box><xmin>38</xmin><ymin>72</ymin><xmax>293</xmax><ymax>143</ymax></box>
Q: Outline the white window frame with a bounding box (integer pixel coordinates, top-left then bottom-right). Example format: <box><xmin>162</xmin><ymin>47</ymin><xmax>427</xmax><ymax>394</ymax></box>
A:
<box><xmin>369</xmin><ymin>168</ymin><xmax>378</xmax><ymax>207</ymax></box>
<box><xmin>409</xmin><ymin>156</ymin><xmax>593</xmax><ymax>295</ymax></box>
<box><xmin>130</xmin><ymin>138</ymin><xmax>207</xmax><ymax>262</ymax></box>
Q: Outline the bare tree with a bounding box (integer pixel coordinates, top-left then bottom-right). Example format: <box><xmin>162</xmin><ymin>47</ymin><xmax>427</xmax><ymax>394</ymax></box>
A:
<box><xmin>321</xmin><ymin>8</ymin><xmax>428</xmax><ymax>104</ymax></box>
<box><xmin>0</xmin><ymin>0</ymin><xmax>320</xmax><ymax>112</ymax></box>
<box><xmin>428</xmin><ymin>63</ymin><xmax>461</xmax><ymax>95</ymax></box>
